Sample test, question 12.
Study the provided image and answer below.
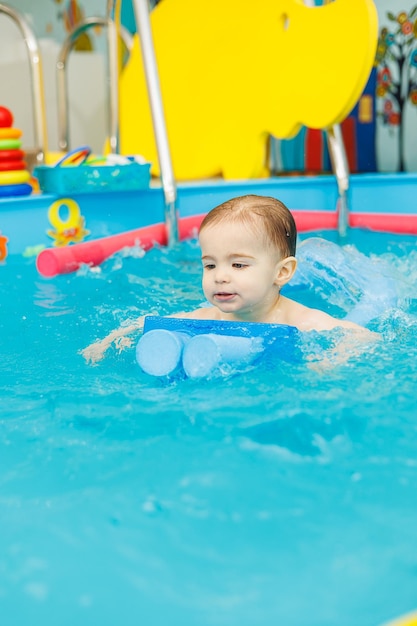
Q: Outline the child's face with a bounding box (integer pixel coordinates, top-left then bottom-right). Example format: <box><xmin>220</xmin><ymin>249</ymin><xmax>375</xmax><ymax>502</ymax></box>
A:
<box><xmin>199</xmin><ymin>220</ymin><xmax>283</xmax><ymax>321</ymax></box>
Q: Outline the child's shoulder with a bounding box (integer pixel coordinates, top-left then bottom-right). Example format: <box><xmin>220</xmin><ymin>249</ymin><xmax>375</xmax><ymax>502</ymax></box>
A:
<box><xmin>281</xmin><ymin>297</ymin><xmax>364</xmax><ymax>332</ymax></box>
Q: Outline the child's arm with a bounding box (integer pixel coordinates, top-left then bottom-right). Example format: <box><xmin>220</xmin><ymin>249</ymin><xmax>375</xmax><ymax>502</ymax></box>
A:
<box><xmin>80</xmin><ymin>309</ymin><xmax>195</xmax><ymax>365</ymax></box>
<box><xmin>80</xmin><ymin>317</ymin><xmax>145</xmax><ymax>364</ymax></box>
<box><xmin>306</xmin><ymin>325</ymin><xmax>380</xmax><ymax>372</ymax></box>
<box><xmin>287</xmin><ymin>299</ymin><xmax>380</xmax><ymax>370</ymax></box>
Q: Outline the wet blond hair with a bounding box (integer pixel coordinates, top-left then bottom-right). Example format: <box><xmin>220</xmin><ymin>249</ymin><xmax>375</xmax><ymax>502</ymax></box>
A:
<box><xmin>199</xmin><ymin>194</ymin><xmax>297</xmax><ymax>257</ymax></box>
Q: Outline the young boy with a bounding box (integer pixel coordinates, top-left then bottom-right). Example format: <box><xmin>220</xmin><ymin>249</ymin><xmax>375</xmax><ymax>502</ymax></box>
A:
<box><xmin>81</xmin><ymin>194</ymin><xmax>366</xmax><ymax>364</ymax></box>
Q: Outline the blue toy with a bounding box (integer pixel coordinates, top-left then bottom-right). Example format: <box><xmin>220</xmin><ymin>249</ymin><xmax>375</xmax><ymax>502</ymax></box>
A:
<box><xmin>0</xmin><ymin>182</ymin><xmax>32</xmax><ymax>197</ymax></box>
<box><xmin>136</xmin><ymin>316</ymin><xmax>301</xmax><ymax>378</ymax></box>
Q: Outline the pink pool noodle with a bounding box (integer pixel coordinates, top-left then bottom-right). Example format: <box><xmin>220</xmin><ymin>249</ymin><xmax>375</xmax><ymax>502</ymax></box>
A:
<box><xmin>36</xmin><ymin>215</ymin><xmax>204</xmax><ymax>277</ymax></box>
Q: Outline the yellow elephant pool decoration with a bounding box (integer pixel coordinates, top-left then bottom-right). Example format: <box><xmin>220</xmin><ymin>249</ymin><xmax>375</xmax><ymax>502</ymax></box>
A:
<box><xmin>119</xmin><ymin>0</ymin><xmax>378</xmax><ymax>180</ymax></box>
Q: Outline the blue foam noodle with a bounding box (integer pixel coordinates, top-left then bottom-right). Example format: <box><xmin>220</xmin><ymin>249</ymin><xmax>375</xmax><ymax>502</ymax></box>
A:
<box><xmin>136</xmin><ymin>329</ymin><xmax>190</xmax><ymax>376</ymax></box>
<box><xmin>136</xmin><ymin>316</ymin><xmax>301</xmax><ymax>378</ymax></box>
<box><xmin>182</xmin><ymin>333</ymin><xmax>264</xmax><ymax>378</ymax></box>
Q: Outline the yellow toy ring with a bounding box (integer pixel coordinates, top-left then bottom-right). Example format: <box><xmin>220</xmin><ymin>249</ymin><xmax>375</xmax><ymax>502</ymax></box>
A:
<box><xmin>0</xmin><ymin>128</ymin><xmax>22</xmax><ymax>139</ymax></box>
<box><xmin>48</xmin><ymin>198</ymin><xmax>81</xmax><ymax>230</ymax></box>
<box><xmin>0</xmin><ymin>170</ymin><xmax>30</xmax><ymax>185</ymax></box>
<box><xmin>0</xmin><ymin>138</ymin><xmax>21</xmax><ymax>150</ymax></box>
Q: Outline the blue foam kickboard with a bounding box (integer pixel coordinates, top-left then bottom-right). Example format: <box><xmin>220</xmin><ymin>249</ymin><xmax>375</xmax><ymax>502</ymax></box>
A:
<box><xmin>142</xmin><ymin>316</ymin><xmax>301</xmax><ymax>364</ymax></box>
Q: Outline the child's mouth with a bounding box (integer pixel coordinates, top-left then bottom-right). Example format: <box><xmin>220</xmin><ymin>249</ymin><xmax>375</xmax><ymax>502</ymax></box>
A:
<box><xmin>214</xmin><ymin>292</ymin><xmax>236</xmax><ymax>302</ymax></box>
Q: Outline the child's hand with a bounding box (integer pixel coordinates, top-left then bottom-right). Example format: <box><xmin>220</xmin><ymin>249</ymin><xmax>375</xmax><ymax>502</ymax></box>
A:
<box><xmin>305</xmin><ymin>327</ymin><xmax>379</xmax><ymax>373</ymax></box>
<box><xmin>114</xmin><ymin>336</ymin><xmax>134</xmax><ymax>352</ymax></box>
<box><xmin>80</xmin><ymin>337</ymin><xmax>113</xmax><ymax>364</ymax></box>
<box><xmin>80</xmin><ymin>318</ymin><xmax>145</xmax><ymax>365</ymax></box>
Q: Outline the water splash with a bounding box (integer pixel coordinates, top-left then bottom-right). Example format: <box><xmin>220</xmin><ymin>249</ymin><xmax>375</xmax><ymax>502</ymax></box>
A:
<box><xmin>289</xmin><ymin>237</ymin><xmax>407</xmax><ymax>326</ymax></box>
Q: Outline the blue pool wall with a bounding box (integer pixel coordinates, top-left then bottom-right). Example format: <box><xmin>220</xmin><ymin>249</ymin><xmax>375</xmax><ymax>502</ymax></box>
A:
<box><xmin>1</xmin><ymin>172</ymin><xmax>417</xmax><ymax>255</ymax></box>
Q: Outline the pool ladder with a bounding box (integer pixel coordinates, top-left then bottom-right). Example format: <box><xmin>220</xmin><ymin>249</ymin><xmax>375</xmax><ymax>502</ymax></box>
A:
<box><xmin>110</xmin><ymin>0</ymin><xmax>179</xmax><ymax>246</ymax></box>
<box><xmin>0</xmin><ymin>2</ymin><xmax>48</xmax><ymax>165</ymax></box>
<box><xmin>326</xmin><ymin>125</ymin><xmax>350</xmax><ymax>239</ymax></box>
<box><xmin>300</xmin><ymin>0</ymin><xmax>349</xmax><ymax>237</ymax></box>
<box><xmin>56</xmin><ymin>16</ymin><xmax>133</xmax><ymax>156</ymax></box>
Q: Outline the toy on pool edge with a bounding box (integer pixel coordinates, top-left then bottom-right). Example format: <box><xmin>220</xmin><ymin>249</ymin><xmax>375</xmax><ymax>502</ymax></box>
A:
<box><xmin>33</xmin><ymin>145</ymin><xmax>151</xmax><ymax>195</ymax></box>
<box><xmin>0</xmin><ymin>106</ymin><xmax>13</xmax><ymax>128</ymax></box>
<box><xmin>0</xmin><ymin>231</ymin><xmax>8</xmax><ymax>261</ymax></box>
<box><xmin>0</xmin><ymin>106</ymin><xmax>32</xmax><ymax>198</ymax></box>
<box><xmin>136</xmin><ymin>316</ymin><xmax>301</xmax><ymax>379</ymax></box>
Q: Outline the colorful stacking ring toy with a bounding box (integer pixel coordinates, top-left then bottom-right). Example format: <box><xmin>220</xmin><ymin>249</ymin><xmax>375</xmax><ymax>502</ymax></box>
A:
<box><xmin>0</xmin><ymin>183</ymin><xmax>32</xmax><ymax>197</ymax></box>
<box><xmin>0</xmin><ymin>138</ymin><xmax>21</xmax><ymax>150</ymax></box>
<box><xmin>0</xmin><ymin>106</ymin><xmax>32</xmax><ymax>197</ymax></box>
<box><xmin>0</xmin><ymin>106</ymin><xmax>13</xmax><ymax>128</ymax></box>
<box><xmin>0</xmin><ymin>128</ymin><xmax>22</xmax><ymax>139</ymax></box>
<box><xmin>0</xmin><ymin>160</ymin><xmax>26</xmax><ymax>171</ymax></box>
<box><xmin>0</xmin><ymin>170</ymin><xmax>30</xmax><ymax>185</ymax></box>
<box><xmin>0</xmin><ymin>149</ymin><xmax>25</xmax><ymax>161</ymax></box>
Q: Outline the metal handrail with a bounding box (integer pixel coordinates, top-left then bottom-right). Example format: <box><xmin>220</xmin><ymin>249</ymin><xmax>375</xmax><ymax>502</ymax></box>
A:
<box><xmin>303</xmin><ymin>0</ymin><xmax>350</xmax><ymax>238</ymax></box>
<box><xmin>0</xmin><ymin>2</ymin><xmax>47</xmax><ymax>164</ymax></box>
<box><xmin>107</xmin><ymin>0</ymin><xmax>179</xmax><ymax>247</ymax></box>
<box><xmin>57</xmin><ymin>16</ymin><xmax>132</xmax><ymax>153</ymax></box>
<box><xmin>326</xmin><ymin>125</ymin><xmax>350</xmax><ymax>238</ymax></box>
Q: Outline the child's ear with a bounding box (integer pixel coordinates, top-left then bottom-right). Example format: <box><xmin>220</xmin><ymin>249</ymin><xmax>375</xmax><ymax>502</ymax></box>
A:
<box><xmin>274</xmin><ymin>256</ymin><xmax>297</xmax><ymax>287</ymax></box>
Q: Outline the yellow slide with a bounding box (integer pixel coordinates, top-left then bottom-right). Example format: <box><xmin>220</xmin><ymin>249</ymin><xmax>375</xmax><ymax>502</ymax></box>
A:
<box><xmin>119</xmin><ymin>0</ymin><xmax>378</xmax><ymax>180</ymax></box>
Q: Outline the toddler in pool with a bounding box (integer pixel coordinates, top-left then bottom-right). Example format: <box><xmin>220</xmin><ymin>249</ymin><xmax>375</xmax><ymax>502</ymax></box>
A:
<box><xmin>81</xmin><ymin>194</ymin><xmax>370</xmax><ymax>364</ymax></box>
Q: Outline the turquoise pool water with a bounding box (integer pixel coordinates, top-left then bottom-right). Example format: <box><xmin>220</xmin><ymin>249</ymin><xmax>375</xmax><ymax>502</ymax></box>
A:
<box><xmin>1</xmin><ymin>229</ymin><xmax>417</xmax><ymax>626</ymax></box>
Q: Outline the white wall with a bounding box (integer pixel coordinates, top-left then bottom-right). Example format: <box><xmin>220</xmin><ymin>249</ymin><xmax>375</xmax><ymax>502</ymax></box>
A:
<box><xmin>0</xmin><ymin>11</ymin><xmax>107</xmax><ymax>156</ymax></box>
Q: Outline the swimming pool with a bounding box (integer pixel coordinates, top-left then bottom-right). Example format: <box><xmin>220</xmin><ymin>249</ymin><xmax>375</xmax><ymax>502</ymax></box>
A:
<box><xmin>1</xmin><ymin>211</ymin><xmax>417</xmax><ymax>625</ymax></box>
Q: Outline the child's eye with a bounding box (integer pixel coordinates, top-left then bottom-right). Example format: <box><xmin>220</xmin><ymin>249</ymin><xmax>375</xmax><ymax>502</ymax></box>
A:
<box><xmin>203</xmin><ymin>263</ymin><xmax>215</xmax><ymax>270</ymax></box>
<box><xmin>232</xmin><ymin>263</ymin><xmax>247</xmax><ymax>269</ymax></box>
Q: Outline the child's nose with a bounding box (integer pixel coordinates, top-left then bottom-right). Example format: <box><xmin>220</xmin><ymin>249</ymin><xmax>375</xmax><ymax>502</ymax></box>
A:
<box><xmin>214</xmin><ymin>268</ymin><xmax>230</xmax><ymax>283</ymax></box>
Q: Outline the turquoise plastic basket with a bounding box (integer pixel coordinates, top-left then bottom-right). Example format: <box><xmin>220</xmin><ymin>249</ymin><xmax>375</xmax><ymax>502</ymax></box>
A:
<box><xmin>34</xmin><ymin>161</ymin><xmax>151</xmax><ymax>194</ymax></box>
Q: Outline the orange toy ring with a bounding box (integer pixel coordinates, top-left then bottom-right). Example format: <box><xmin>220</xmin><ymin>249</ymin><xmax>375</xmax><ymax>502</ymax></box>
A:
<box><xmin>0</xmin><ymin>128</ymin><xmax>22</xmax><ymax>140</ymax></box>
